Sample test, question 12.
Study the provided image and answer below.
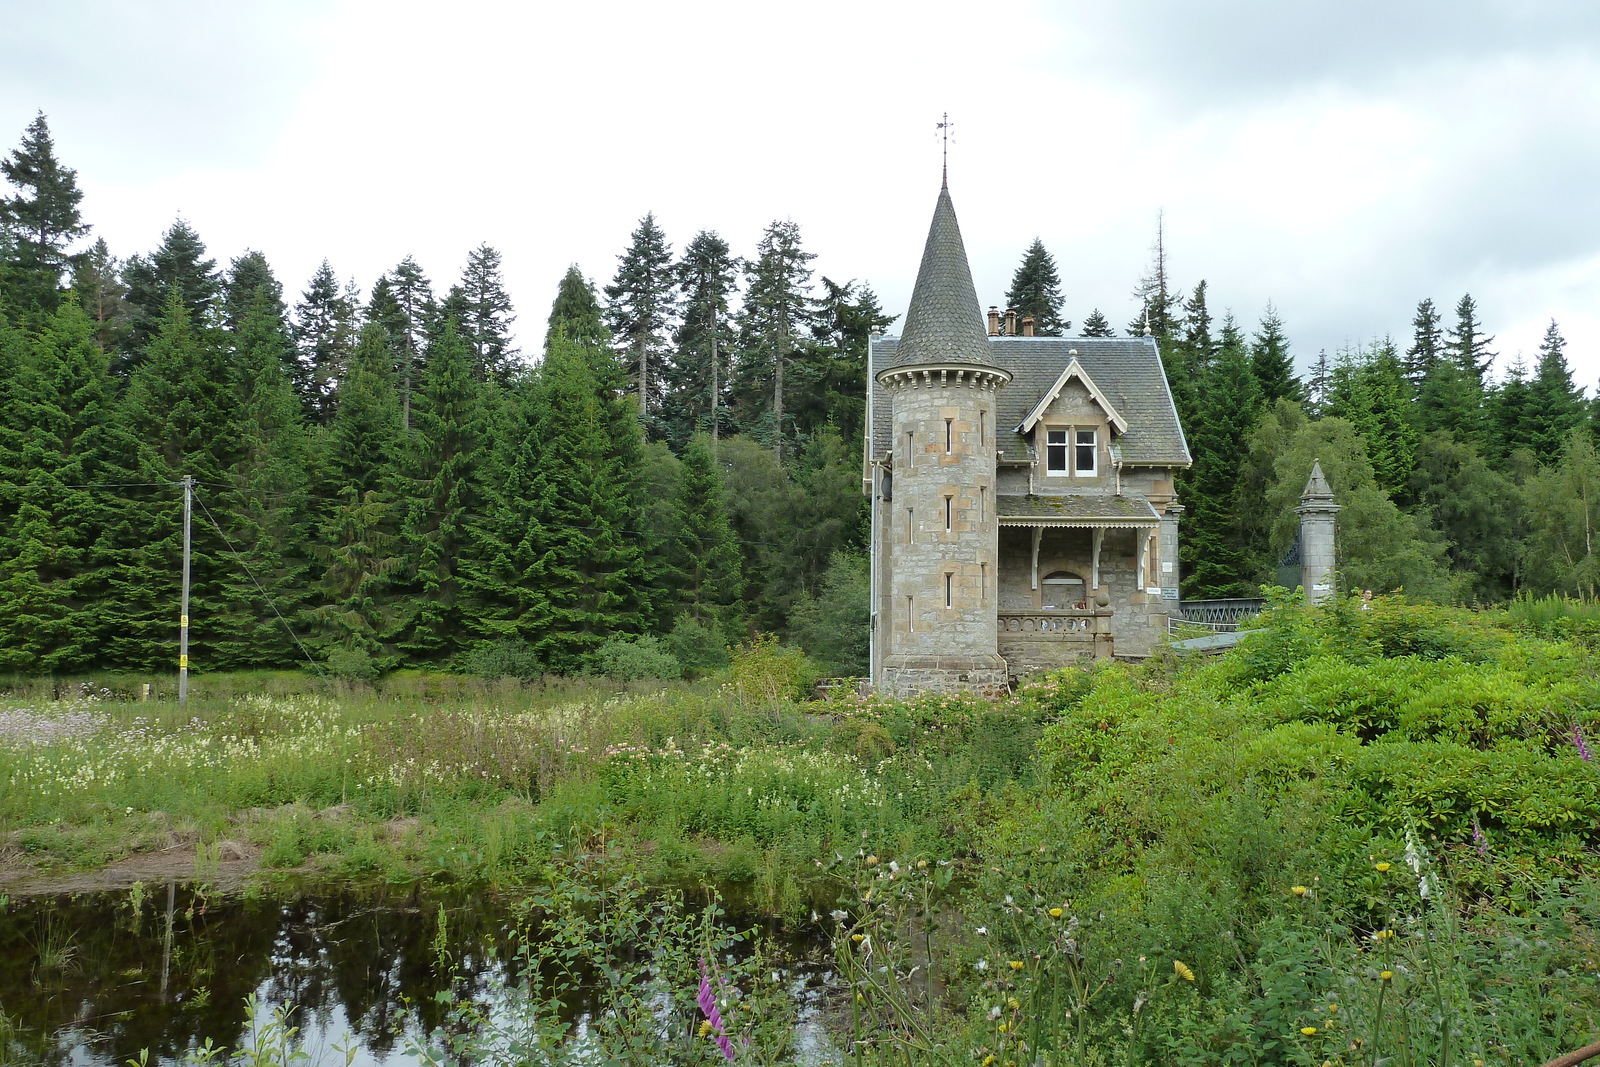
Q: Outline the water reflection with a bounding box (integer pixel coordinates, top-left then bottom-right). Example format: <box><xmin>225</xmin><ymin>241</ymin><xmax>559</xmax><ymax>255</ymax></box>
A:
<box><xmin>0</xmin><ymin>886</ymin><xmax>836</xmax><ymax>1066</ymax></box>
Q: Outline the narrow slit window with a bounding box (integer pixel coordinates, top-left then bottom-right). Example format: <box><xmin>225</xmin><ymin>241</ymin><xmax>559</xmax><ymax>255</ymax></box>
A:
<box><xmin>979</xmin><ymin>485</ymin><xmax>986</xmax><ymax>522</ymax></box>
<box><xmin>1046</xmin><ymin>429</ymin><xmax>1069</xmax><ymax>475</ymax></box>
<box><xmin>905</xmin><ymin>431</ymin><xmax>914</xmax><ymax>468</ymax></box>
<box><xmin>1075</xmin><ymin>429</ymin><xmax>1097</xmax><ymax>476</ymax></box>
<box><xmin>907</xmin><ymin>508</ymin><xmax>914</xmax><ymax>543</ymax></box>
<box><xmin>980</xmin><ymin>562</ymin><xmax>988</xmax><ymax>604</ymax></box>
<box><xmin>979</xmin><ymin>410</ymin><xmax>987</xmax><ymax>446</ymax></box>
<box><xmin>945</xmin><ymin>419</ymin><xmax>953</xmax><ymax>453</ymax></box>
<box><xmin>944</xmin><ymin>495</ymin><xmax>953</xmax><ymax>533</ymax></box>
<box><xmin>906</xmin><ymin>596</ymin><xmax>914</xmax><ymax>632</ymax></box>
<box><xmin>945</xmin><ymin>572</ymin><xmax>953</xmax><ymax>609</ymax></box>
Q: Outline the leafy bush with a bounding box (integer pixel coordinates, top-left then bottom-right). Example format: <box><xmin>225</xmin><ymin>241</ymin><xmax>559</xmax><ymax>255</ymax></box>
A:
<box><xmin>325</xmin><ymin>645</ymin><xmax>379</xmax><ymax>682</ymax></box>
<box><xmin>591</xmin><ymin>635</ymin><xmax>682</xmax><ymax>682</ymax></box>
<box><xmin>664</xmin><ymin>614</ymin><xmax>729</xmax><ymax>676</ymax></box>
<box><xmin>725</xmin><ymin>634</ymin><xmax>817</xmax><ymax>708</ymax></box>
<box><xmin>457</xmin><ymin>639</ymin><xmax>542</xmax><ymax>681</ymax></box>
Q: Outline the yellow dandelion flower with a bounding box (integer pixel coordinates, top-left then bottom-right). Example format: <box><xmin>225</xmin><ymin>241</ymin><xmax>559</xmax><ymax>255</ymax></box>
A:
<box><xmin>1008</xmin><ymin>960</ymin><xmax>1024</xmax><ymax>971</ymax></box>
<box><xmin>1301</xmin><ymin>1026</ymin><xmax>1318</xmax><ymax>1036</ymax></box>
<box><xmin>1379</xmin><ymin>970</ymin><xmax>1394</xmax><ymax>981</ymax></box>
<box><xmin>851</xmin><ymin>933</ymin><xmax>864</xmax><ymax>943</ymax></box>
<box><xmin>1291</xmin><ymin>885</ymin><xmax>1309</xmax><ymax>896</ymax></box>
<box><xmin>1006</xmin><ymin>997</ymin><xmax>1020</xmax><ymax>1011</ymax></box>
<box><xmin>1049</xmin><ymin>907</ymin><xmax>1063</xmax><ymax>918</ymax></box>
<box><xmin>997</xmin><ymin>1022</ymin><xmax>1008</xmax><ymax>1033</ymax></box>
<box><xmin>1327</xmin><ymin>1004</ymin><xmax>1338</xmax><ymax>1012</ymax></box>
<box><xmin>698</xmin><ymin>1021</ymin><xmax>712</xmax><ymax>1037</ymax></box>
<box><xmin>1374</xmin><ymin>862</ymin><xmax>1391</xmax><ymax>872</ymax></box>
<box><xmin>1174</xmin><ymin>960</ymin><xmax>1196</xmax><ymax>982</ymax></box>
<box><xmin>982</xmin><ymin>1058</ymin><xmax>995</xmax><ymax>1067</ymax></box>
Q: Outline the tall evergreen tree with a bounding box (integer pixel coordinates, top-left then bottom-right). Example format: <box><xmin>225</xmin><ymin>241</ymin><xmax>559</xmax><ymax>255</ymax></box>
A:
<box><xmin>388</xmin><ymin>320</ymin><xmax>489</xmax><ymax>663</ymax></box>
<box><xmin>1447</xmin><ymin>293</ymin><xmax>1496</xmax><ymax>386</ymax></box>
<box><xmin>0</xmin><ymin>112</ymin><xmax>88</xmax><ymax>320</ymax></box>
<box><xmin>122</xmin><ymin>219</ymin><xmax>222</xmax><ymax>360</ymax></box>
<box><xmin>293</xmin><ymin>260</ymin><xmax>356</xmax><ymax>422</ymax></box>
<box><xmin>604</xmin><ymin>213</ymin><xmax>677</xmax><ymax>416</ymax></box>
<box><xmin>1180</xmin><ymin>314</ymin><xmax>1262</xmax><ymax>597</ymax></box>
<box><xmin>1305</xmin><ymin>349</ymin><xmax>1332</xmax><ymax>416</ymax></box>
<box><xmin>1249</xmin><ymin>302</ymin><xmax>1300</xmax><ymax>404</ymax></box>
<box><xmin>1004</xmin><ymin>238</ymin><xmax>1068</xmax><ymax>335</ymax></box>
<box><xmin>224</xmin><ymin>250</ymin><xmax>284</xmax><ymax>329</ymax></box>
<box><xmin>1403</xmin><ymin>298</ymin><xmax>1444</xmax><ymax>388</ymax></box>
<box><xmin>737</xmin><ymin>219</ymin><xmax>816</xmax><ymax>461</ymax></box>
<box><xmin>800</xmin><ymin>277</ymin><xmax>895</xmax><ymax>446</ymax></box>
<box><xmin>668</xmin><ymin>231</ymin><xmax>740</xmax><ymax>446</ymax></box>
<box><xmin>451</xmin><ymin>243</ymin><xmax>518</xmax><ymax>382</ymax></box>
<box><xmin>1079</xmin><ymin>308</ymin><xmax>1115</xmax><ymax>337</ymax></box>
<box><xmin>1526</xmin><ymin>320</ymin><xmax>1585</xmax><ymax>463</ymax></box>
<box><xmin>1328</xmin><ymin>338</ymin><xmax>1417</xmax><ymax>498</ymax></box>
<box><xmin>366</xmin><ymin>257</ymin><xmax>435</xmax><ymax>430</ymax></box>
<box><xmin>1489</xmin><ymin>355</ymin><xmax>1533</xmax><ymax>460</ymax></box>
<box><xmin>547</xmin><ymin>265</ymin><xmax>610</xmax><ymax>348</ymax></box>
<box><xmin>71</xmin><ymin>237</ymin><xmax>131</xmax><ymax>353</ymax></box>
<box><xmin>665</xmin><ymin>434</ymin><xmax>744</xmax><ymax>626</ymax></box>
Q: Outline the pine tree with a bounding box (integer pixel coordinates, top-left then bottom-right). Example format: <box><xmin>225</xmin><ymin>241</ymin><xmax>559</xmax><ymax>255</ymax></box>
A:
<box><xmin>737</xmin><ymin>219</ymin><xmax>816</xmax><ymax>460</ymax></box>
<box><xmin>0</xmin><ymin>112</ymin><xmax>88</xmax><ymax>319</ymax></box>
<box><xmin>293</xmin><ymin>260</ymin><xmax>356</xmax><ymax>422</ymax></box>
<box><xmin>224</xmin><ymin>250</ymin><xmax>285</xmax><ymax>329</ymax></box>
<box><xmin>71</xmin><ymin>237</ymin><xmax>131</xmax><ymax>353</ymax></box>
<box><xmin>547</xmin><ymin>265</ymin><xmax>610</xmax><ymax>348</ymax></box>
<box><xmin>668</xmin><ymin>231</ymin><xmax>739</xmax><ymax>446</ymax></box>
<box><xmin>1333</xmin><ymin>338</ymin><xmax>1417</xmax><ymax>498</ymax></box>
<box><xmin>800</xmin><ymin>277</ymin><xmax>896</xmax><ymax>446</ymax></box>
<box><xmin>1127</xmin><ymin>211</ymin><xmax>1181</xmax><ymax>339</ymax></box>
<box><xmin>1306</xmin><ymin>349</ymin><xmax>1332</xmax><ymax>415</ymax></box>
<box><xmin>1447</xmin><ymin>293</ymin><xmax>1496</xmax><ymax>386</ymax></box>
<box><xmin>122</xmin><ymin>219</ymin><xmax>222</xmax><ymax>361</ymax></box>
<box><xmin>1403</xmin><ymin>298</ymin><xmax>1443</xmax><ymax>388</ymax></box>
<box><xmin>604</xmin><ymin>213</ymin><xmax>677</xmax><ymax>417</ymax></box>
<box><xmin>388</xmin><ymin>320</ymin><xmax>489</xmax><ymax>663</ymax></box>
<box><xmin>1249</xmin><ymin>302</ymin><xmax>1300</xmax><ymax>404</ymax></box>
<box><xmin>1525</xmin><ymin>319</ymin><xmax>1585</xmax><ymax>463</ymax></box>
<box><xmin>1079</xmin><ymin>309</ymin><xmax>1115</xmax><ymax>337</ymax></box>
<box><xmin>1004</xmin><ymin>238</ymin><xmax>1069</xmax><ymax>335</ymax></box>
<box><xmin>453</xmin><ymin>243</ymin><xmax>518</xmax><ymax>382</ymax></box>
<box><xmin>1489</xmin><ymin>356</ymin><xmax>1532</xmax><ymax>459</ymax></box>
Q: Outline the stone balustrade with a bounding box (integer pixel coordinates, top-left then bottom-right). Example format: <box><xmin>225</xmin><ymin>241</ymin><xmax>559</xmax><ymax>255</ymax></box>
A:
<box><xmin>997</xmin><ymin>611</ymin><xmax>1109</xmax><ymax>635</ymax></box>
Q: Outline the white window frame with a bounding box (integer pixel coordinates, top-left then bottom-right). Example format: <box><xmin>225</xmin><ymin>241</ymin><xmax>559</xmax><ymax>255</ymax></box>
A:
<box><xmin>1045</xmin><ymin>429</ymin><xmax>1069</xmax><ymax>475</ymax></box>
<box><xmin>1074</xmin><ymin>428</ymin><xmax>1098</xmax><ymax>477</ymax></box>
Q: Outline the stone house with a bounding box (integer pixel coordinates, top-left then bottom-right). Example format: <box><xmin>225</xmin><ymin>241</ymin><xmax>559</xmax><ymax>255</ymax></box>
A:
<box><xmin>865</xmin><ymin>179</ymin><xmax>1191</xmax><ymax>696</ymax></box>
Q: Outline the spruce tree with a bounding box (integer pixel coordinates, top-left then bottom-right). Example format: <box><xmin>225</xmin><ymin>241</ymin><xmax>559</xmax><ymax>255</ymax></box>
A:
<box><xmin>1403</xmin><ymin>298</ymin><xmax>1444</xmax><ymax>388</ymax></box>
<box><xmin>122</xmin><ymin>219</ymin><xmax>222</xmax><ymax>363</ymax></box>
<box><xmin>801</xmin><ymin>277</ymin><xmax>896</xmax><ymax>446</ymax></box>
<box><xmin>547</xmin><ymin>265</ymin><xmax>610</xmax><ymax>348</ymax></box>
<box><xmin>71</xmin><ymin>237</ymin><xmax>131</xmax><ymax>353</ymax></box>
<box><xmin>367</xmin><ymin>257</ymin><xmax>435</xmax><ymax>430</ymax></box>
<box><xmin>453</xmin><ymin>243</ymin><xmax>518</xmax><ymax>382</ymax></box>
<box><xmin>1127</xmin><ymin>212</ymin><xmax>1180</xmax><ymax>339</ymax></box>
<box><xmin>737</xmin><ymin>219</ymin><xmax>816</xmax><ymax>460</ymax></box>
<box><xmin>1249</xmin><ymin>302</ymin><xmax>1300</xmax><ymax>404</ymax></box>
<box><xmin>668</xmin><ymin>231</ymin><xmax>739</xmax><ymax>446</ymax></box>
<box><xmin>1004</xmin><ymin>238</ymin><xmax>1068</xmax><ymax>335</ymax></box>
<box><xmin>1180</xmin><ymin>314</ymin><xmax>1262</xmax><ymax>597</ymax></box>
<box><xmin>293</xmin><ymin>260</ymin><xmax>356</xmax><ymax>422</ymax></box>
<box><xmin>1489</xmin><ymin>356</ymin><xmax>1532</xmax><ymax>460</ymax></box>
<box><xmin>665</xmin><ymin>432</ymin><xmax>745</xmax><ymax>627</ymax></box>
<box><xmin>209</xmin><ymin>290</ymin><xmax>314</xmax><ymax>669</ymax></box>
<box><xmin>0</xmin><ymin>112</ymin><xmax>88</xmax><ymax>320</ymax></box>
<box><xmin>604</xmin><ymin>213</ymin><xmax>677</xmax><ymax>417</ymax></box>
<box><xmin>1409</xmin><ymin>432</ymin><xmax>1518</xmax><ymax>602</ymax></box>
<box><xmin>1525</xmin><ymin>320</ymin><xmax>1585</xmax><ymax>463</ymax></box>
<box><xmin>224</xmin><ymin>250</ymin><xmax>285</xmax><ymax>329</ymax></box>
<box><xmin>1079</xmin><ymin>309</ymin><xmax>1115</xmax><ymax>337</ymax></box>
<box><xmin>1447</xmin><ymin>293</ymin><xmax>1496</xmax><ymax>386</ymax></box>
<box><xmin>388</xmin><ymin>320</ymin><xmax>489</xmax><ymax>663</ymax></box>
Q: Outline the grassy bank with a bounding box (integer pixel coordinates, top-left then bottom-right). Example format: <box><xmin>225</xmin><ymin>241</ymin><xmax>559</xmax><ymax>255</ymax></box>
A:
<box><xmin>8</xmin><ymin>598</ymin><xmax>1600</xmax><ymax>1063</ymax></box>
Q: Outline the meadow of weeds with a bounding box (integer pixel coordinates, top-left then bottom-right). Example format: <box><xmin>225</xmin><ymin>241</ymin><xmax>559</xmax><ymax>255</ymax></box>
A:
<box><xmin>7</xmin><ymin>598</ymin><xmax>1600</xmax><ymax>1064</ymax></box>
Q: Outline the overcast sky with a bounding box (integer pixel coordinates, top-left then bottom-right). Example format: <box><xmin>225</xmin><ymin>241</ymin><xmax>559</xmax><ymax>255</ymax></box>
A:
<box><xmin>5</xmin><ymin>0</ymin><xmax>1597</xmax><ymax>386</ymax></box>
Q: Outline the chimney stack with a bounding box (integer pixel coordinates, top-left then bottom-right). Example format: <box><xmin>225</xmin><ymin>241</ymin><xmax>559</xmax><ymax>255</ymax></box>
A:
<box><xmin>1021</xmin><ymin>316</ymin><xmax>1035</xmax><ymax>337</ymax></box>
<box><xmin>1004</xmin><ymin>308</ymin><xmax>1018</xmax><ymax>336</ymax></box>
<box><xmin>987</xmin><ymin>306</ymin><xmax>1000</xmax><ymax>336</ymax></box>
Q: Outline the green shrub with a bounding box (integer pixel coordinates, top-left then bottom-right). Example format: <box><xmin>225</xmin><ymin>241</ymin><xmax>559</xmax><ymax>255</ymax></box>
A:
<box><xmin>326</xmin><ymin>645</ymin><xmax>379</xmax><ymax>682</ymax></box>
<box><xmin>726</xmin><ymin>635</ymin><xmax>817</xmax><ymax>708</ymax></box>
<box><xmin>591</xmin><ymin>635</ymin><xmax>682</xmax><ymax>681</ymax></box>
<box><xmin>664</xmin><ymin>614</ymin><xmax>729</xmax><ymax>675</ymax></box>
<box><xmin>457</xmin><ymin>639</ymin><xmax>543</xmax><ymax>681</ymax></box>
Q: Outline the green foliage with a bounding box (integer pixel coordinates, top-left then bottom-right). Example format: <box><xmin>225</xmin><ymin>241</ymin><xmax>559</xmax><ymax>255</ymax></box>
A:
<box><xmin>591</xmin><ymin>634</ymin><xmax>682</xmax><ymax>681</ymax></box>
<box><xmin>788</xmin><ymin>550</ymin><xmax>870</xmax><ymax>675</ymax></box>
<box><xmin>727</xmin><ymin>634</ymin><xmax>817</xmax><ymax>708</ymax></box>
<box><xmin>456</xmin><ymin>638</ymin><xmax>542</xmax><ymax>681</ymax></box>
<box><xmin>1004</xmin><ymin>237</ymin><xmax>1068</xmax><ymax>335</ymax></box>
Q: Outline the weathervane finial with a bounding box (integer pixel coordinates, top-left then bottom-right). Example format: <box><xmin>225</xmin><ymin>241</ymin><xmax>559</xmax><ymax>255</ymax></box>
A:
<box><xmin>937</xmin><ymin>112</ymin><xmax>953</xmax><ymax>187</ymax></box>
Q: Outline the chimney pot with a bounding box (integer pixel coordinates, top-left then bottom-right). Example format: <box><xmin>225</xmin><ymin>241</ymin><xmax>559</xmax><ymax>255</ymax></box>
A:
<box><xmin>1004</xmin><ymin>308</ymin><xmax>1018</xmax><ymax>336</ymax></box>
<box><xmin>1021</xmin><ymin>316</ymin><xmax>1035</xmax><ymax>337</ymax></box>
<box><xmin>987</xmin><ymin>306</ymin><xmax>1000</xmax><ymax>337</ymax></box>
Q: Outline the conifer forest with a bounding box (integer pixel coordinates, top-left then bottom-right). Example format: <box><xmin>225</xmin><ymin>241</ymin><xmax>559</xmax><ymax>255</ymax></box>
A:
<box><xmin>2</xmin><ymin>111</ymin><xmax>1596</xmax><ymax>681</ymax></box>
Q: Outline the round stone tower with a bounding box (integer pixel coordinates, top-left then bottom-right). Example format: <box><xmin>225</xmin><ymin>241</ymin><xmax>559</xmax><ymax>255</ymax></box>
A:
<box><xmin>876</xmin><ymin>179</ymin><xmax>1012</xmax><ymax>697</ymax></box>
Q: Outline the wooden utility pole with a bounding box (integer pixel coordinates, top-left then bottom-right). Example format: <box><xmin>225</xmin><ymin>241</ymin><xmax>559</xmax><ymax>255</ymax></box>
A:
<box><xmin>179</xmin><ymin>475</ymin><xmax>193</xmax><ymax>707</ymax></box>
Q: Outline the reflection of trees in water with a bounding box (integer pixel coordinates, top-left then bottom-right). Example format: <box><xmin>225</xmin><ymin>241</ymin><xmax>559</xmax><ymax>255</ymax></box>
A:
<box><xmin>0</xmin><ymin>885</ymin><xmax>508</xmax><ymax>1066</ymax></box>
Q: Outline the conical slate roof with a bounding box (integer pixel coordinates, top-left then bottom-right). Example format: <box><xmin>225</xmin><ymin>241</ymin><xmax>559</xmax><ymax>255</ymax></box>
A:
<box><xmin>1301</xmin><ymin>459</ymin><xmax>1334</xmax><ymax>501</ymax></box>
<box><xmin>884</xmin><ymin>181</ymin><xmax>997</xmax><ymax>370</ymax></box>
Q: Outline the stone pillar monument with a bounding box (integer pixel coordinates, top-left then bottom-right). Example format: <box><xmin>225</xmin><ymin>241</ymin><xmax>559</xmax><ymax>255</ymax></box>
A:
<box><xmin>1295</xmin><ymin>460</ymin><xmax>1340</xmax><ymax>604</ymax></box>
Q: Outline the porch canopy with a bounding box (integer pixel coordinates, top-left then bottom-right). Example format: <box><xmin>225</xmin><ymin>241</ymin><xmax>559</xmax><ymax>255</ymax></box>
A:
<box><xmin>997</xmin><ymin>494</ymin><xmax>1161</xmax><ymax>591</ymax></box>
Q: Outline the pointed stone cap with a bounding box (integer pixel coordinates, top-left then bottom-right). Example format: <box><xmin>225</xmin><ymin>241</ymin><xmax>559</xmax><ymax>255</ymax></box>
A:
<box><xmin>883</xmin><ymin>182</ymin><xmax>999</xmax><ymax>370</ymax></box>
<box><xmin>1299</xmin><ymin>459</ymin><xmax>1336</xmax><ymax>505</ymax></box>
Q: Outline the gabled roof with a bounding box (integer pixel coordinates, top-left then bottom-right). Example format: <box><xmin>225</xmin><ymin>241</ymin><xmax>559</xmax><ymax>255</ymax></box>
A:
<box><xmin>880</xmin><ymin>182</ymin><xmax>1002</xmax><ymax>371</ymax></box>
<box><xmin>870</xmin><ymin>335</ymin><xmax>1191</xmax><ymax>467</ymax></box>
<box><xmin>1016</xmin><ymin>357</ymin><xmax>1128</xmax><ymax>435</ymax></box>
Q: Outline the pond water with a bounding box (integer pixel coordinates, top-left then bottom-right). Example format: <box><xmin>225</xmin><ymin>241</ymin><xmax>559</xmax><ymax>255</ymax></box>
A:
<box><xmin>0</xmin><ymin>884</ymin><xmax>839</xmax><ymax>1066</ymax></box>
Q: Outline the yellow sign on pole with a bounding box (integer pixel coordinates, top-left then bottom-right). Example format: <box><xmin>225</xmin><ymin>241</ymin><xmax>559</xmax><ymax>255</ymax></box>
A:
<box><xmin>179</xmin><ymin>654</ymin><xmax>188</xmax><ymax>668</ymax></box>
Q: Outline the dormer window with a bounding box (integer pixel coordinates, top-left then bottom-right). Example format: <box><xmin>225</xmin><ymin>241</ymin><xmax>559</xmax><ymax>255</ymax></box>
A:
<box><xmin>1046</xmin><ymin>430</ymin><xmax>1069</xmax><ymax>475</ymax></box>
<box><xmin>1075</xmin><ymin>429</ymin><xmax>1097</xmax><ymax>476</ymax></box>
